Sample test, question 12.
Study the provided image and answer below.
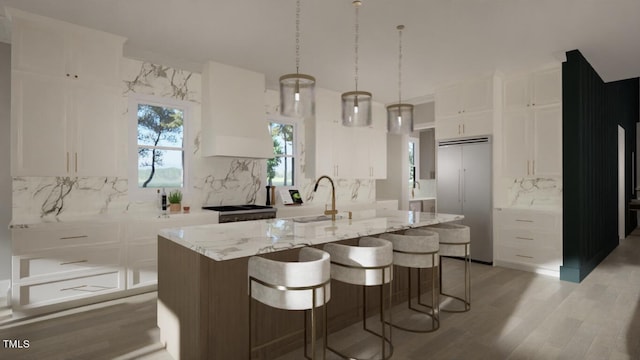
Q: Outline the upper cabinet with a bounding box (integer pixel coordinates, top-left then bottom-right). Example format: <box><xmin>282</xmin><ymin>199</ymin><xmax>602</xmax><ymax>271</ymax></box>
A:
<box><xmin>436</xmin><ymin>76</ymin><xmax>493</xmax><ymax>118</ymax></box>
<box><xmin>306</xmin><ymin>89</ymin><xmax>387</xmax><ymax>180</ymax></box>
<box><xmin>9</xmin><ymin>9</ymin><xmax>125</xmax><ymax>177</ymax></box>
<box><xmin>10</xmin><ymin>9</ymin><xmax>125</xmax><ymax>87</ymax></box>
<box><xmin>201</xmin><ymin>61</ymin><xmax>273</xmax><ymax>159</ymax></box>
<box><xmin>435</xmin><ymin>75</ymin><xmax>496</xmax><ymax>140</ymax></box>
<box><xmin>502</xmin><ymin>67</ymin><xmax>562</xmax><ymax>177</ymax></box>
<box><xmin>503</xmin><ymin>67</ymin><xmax>562</xmax><ymax>111</ymax></box>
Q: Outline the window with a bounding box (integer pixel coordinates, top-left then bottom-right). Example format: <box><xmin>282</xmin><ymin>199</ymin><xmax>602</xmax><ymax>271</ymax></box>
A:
<box><xmin>409</xmin><ymin>137</ymin><xmax>419</xmax><ymax>184</ymax></box>
<box><xmin>267</xmin><ymin>119</ymin><xmax>297</xmax><ymax>187</ymax></box>
<box><xmin>129</xmin><ymin>94</ymin><xmax>191</xmax><ymax>199</ymax></box>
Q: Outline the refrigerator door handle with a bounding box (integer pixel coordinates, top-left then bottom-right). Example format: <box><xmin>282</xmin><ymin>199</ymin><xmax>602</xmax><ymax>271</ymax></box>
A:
<box><xmin>458</xmin><ymin>169</ymin><xmax>462</xmax><ymax>202</ymax></box>
<box><xmin>463</xmin><ymin>168</ymin><xmax>466</xmax><ymax>202</ymax></box>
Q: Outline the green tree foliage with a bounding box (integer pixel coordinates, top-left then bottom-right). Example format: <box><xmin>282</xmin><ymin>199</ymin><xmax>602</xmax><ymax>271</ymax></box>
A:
<box><xmin>137</xmin><ymin>104</ymin><xmax>183</xmax><ymax>187</ymax></box>
<box><xmin>267</xmin><ymin>138</ymin><xmax>283</xmax><ymax>183</ymax></box>
<box><xmin>268</xmin><ymin>123</ymin><xmax>294</xmax><ymax>185</ymax></box>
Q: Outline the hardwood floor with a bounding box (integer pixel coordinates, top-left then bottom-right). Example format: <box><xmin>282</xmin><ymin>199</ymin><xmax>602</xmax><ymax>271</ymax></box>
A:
<box><xmin>1</xmin><ymin>232</ymin><xmax>639</xmax><ymax>360</ymax></box>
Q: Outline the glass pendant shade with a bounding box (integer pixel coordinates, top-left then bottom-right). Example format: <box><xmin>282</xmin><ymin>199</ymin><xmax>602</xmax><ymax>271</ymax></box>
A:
<box><xmin>279</xmin><ymin>73</ymin><xmax>316</xmax><ymax>117</ymax></box>
<box><xmin>387</xmin><ymin>103</ymin><xmax>414</xmax><ymax>134</ymax></box>
<box><xmin>341</xmin><ymin>91</ymin><xmax>372</xmax><ymax>127</ymax></box>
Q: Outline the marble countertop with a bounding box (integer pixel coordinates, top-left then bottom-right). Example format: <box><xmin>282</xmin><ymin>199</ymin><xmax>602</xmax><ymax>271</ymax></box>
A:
<box><xmin>9</xmin><ymin>209</ymin><xmax>220</xmax><ymax>229</ymax></box>
<box><xmin>159</xmin><ymin>209</ymin><xmax>463</xmax><ymax>261</ymax></box>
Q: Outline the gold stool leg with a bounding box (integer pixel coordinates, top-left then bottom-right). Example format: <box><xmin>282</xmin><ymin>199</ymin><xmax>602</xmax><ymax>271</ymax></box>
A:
<box><xmin>439</xmin><ymin>246</ymin><xmax>471</xmax><ymax>313</ymax></box>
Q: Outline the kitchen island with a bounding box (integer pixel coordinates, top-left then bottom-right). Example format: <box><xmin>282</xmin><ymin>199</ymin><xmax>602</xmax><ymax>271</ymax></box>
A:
<box><xmin>157</xmin><ymin>209</ymin><xmax>463</xmax><ymax>359</ymax></box>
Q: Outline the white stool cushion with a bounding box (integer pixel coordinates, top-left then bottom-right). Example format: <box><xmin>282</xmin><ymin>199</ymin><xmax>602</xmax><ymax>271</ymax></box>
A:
<box><xmin>417</xmin><ymin>224</ymin><xmax>470</xmax><ymax>257</ymax></box>
<box><xmin>379</xmin><ymin>232</ymin><xmax>439</xmax><ymax>269</ymax></box>
<box><xmin>323</xmin><ymin>237</ymin><xmax>393</xmax><ymax>286</ymax></box>
<box><xmin>248</xmin><ymin>247</ymin><xmax>331</xmax><ymax>311</ymax></box>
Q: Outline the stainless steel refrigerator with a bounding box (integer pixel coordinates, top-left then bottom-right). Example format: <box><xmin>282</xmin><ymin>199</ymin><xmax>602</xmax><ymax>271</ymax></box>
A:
<box><xmin>437</xmin><ymin>137</ymin><xmax>493</xmax><ymax>263</ymax></box>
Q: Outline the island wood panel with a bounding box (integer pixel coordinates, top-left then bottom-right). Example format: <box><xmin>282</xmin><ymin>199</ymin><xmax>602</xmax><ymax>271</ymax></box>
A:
<box><xmin>158</xmin><ymin>236</ymin><xmax>436</xmax><ymax>359</ymax></box>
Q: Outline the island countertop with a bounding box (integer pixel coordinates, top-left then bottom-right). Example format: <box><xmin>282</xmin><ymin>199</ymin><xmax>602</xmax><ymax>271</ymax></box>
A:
<box><xmin>158</xmin><ymin>209</ymin><xmax>463</xmax><ymax>261</ymax></box>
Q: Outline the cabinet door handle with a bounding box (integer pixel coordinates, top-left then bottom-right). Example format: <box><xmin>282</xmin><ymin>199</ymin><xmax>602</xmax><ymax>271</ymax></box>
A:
<box><xmin>516</xmin><ymin>254</ymin><xmax>534</xmax><ymax>259</ymax></box>
<box><xmin>527</xmin><ymin>160</ymin><xmax>530</xmax><ymax>175</ymax></box>
<box><xmin>59</xmin><ymin>235</ymin><xmax>89</xmax><ymax>240</ymax></box>
<box><xmin>515</xmin><ymin>219</ymin><xmax>534</xmax><ymax>223</ymax></box>
<box><xmin>462</xmin><ymin>123</ymin><xmax>465</xmax><ymax>133</ymax></box>
<box><xmin>532</xmin><ymin>160</ymin><xmax>535</xmax><ymax>175</ymax></box>
<box><xmin>516</xmin><ymin>236</ymin><xmax>534</xmax><ymax>241</ymax></box>
<box><xmin>59</xmin><ymin>259</ymin><xmax>88</xmax><ymax>266</ymax></box>
<box><xmin>66</xmin><ymin>152</ymin><xmax>70</xmax><ymax>173</ymax></box>
<box><xmin>75</xmin><ymin>152</ymin><xmax>78</xmax><ymax>173</ymax></box>
<box><xmin>60</xmin><ymin>285</ymin><xmax>114</xmax><ymax>292</ymax></box>
<box><xmin>457</xmin><ymin>169</ymin><xmax>461</xmax><ymax>202</ymax></box>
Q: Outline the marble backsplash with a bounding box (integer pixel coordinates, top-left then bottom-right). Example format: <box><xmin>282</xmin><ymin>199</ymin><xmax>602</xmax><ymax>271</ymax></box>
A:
<box><xmin>503</xmin><ymin>177</ymin><xmax>563</xmax><ymax>210</ymax></box>
<box><xmin>11</xmin><ymin>59</ymin><xmax>376</xmax><ymax>223</ymax></box>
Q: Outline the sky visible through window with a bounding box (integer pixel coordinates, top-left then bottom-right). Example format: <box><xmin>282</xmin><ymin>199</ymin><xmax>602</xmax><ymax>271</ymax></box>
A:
<box><xmin>137</xmin><ymin>104</ymin><xmax>184</xmax><ymax>188</ymax></box>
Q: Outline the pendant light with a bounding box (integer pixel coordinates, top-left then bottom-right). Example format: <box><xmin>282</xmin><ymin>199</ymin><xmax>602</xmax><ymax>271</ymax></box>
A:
<box><xmin>387</xmin><ymin>25</ymin><xmax>414</xmax><ymax>134</ymax></box>
<box><xmin>342</xmin><ymin>0</ymin><xmax>372</xmax><ymax>127</ymax></box>
<box><xmin>280</xmin><ymin>0</ymin><xmax>316</xmax><ymax>118</ymax></box>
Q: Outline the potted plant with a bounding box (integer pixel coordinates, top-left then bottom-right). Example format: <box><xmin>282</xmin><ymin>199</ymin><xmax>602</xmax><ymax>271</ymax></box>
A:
<box><xmin>168</xmin><ymin>190</ymin><xmax>182</xmax><ymax>212</ymax></box>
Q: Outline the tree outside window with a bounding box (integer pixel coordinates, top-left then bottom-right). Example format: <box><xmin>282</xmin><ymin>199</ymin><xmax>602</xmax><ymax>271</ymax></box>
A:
<box><xmin>137</xmin><ymin>104</ymin><xmax>185</xmax><ymax>188</ymax></box>
<box><xmin>267</xmin><ymin>122</ymin><xmax>295</xmax><ymax>186</ymax></box>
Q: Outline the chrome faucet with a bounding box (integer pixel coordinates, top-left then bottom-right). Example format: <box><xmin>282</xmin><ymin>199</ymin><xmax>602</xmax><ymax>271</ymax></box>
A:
<box><xmin>314</xmin><ymin>175</ymin><xmax>338</xmax><ymax>221</ymax></box>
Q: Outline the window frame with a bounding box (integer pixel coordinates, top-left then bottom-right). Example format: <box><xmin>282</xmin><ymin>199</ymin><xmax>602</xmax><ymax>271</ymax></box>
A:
<box><xmin>128</xmin><ymin>93</ymin><xmax>192</xmax><ymax>202</ymax></box>
<box><xmin>409</xmin><ymin>136</ymin><xmax>420</xmax><ymax>184</ymax></box>
<box><xmin>267</xmin><ymin>115</ymin><xmax>302</xmax><ymax>188</ymax></box>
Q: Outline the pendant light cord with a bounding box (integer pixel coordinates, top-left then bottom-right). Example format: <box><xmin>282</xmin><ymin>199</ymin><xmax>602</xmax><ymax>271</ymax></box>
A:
<box><xmin>295</xmin><ymin>0</ymin><xmax>301</xmax><ymax>75</ymax></box>
<box><xmin>354</xmin><ymin>0</ymin><xmax>360</xmax><ymax>93</ymax></box>
<box><xmin>397</xmin><ymin>25</ymin><xmax>404</xmax><ymax>106</ymax></box>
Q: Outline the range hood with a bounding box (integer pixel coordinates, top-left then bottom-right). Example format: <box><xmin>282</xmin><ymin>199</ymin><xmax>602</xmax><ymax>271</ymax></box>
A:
<box><xmin>201</xmin><ymin>61</ymin><xmax>274</xmax><ymax>159</ymax></box>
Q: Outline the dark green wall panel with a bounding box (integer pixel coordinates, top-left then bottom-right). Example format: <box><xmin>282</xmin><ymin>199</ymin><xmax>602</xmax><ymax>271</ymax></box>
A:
<box><xmin>561</xmin><ymin>50</ymin><xmax>639</xmax><ymax>282</ymax></box>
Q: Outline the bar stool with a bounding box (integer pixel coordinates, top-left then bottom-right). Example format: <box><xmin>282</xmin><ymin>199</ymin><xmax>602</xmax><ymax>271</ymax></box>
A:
<box><xmin>413</xmin><ymin>223</ymin><xmax>471</xmax><ymax>312</ymax></box>
<box><xmin>379</xmin><ymin>231</ymin><xmax>440</xmax><ymax>332</ymax></box>
<box><xmin>248</xmin><ymin>247</ymin><xmax>331</xmax><ymax>359</ymax></box>
<box><xmin>323</xmin><ymin>237</ymin><xmax>394</xmax><ymax>360</ymax></box>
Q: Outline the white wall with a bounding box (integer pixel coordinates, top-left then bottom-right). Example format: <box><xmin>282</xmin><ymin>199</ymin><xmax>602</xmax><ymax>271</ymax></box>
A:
<box><xmin>0</xmin><ymin>43</ymin><xmax>11</xmax><ymax>281</ymax></box>
<box><xmin>376</xmin><ymin>134</ymin><xmax>409</xmax><ymax>209</ymax></box>
<box><xmin>413</xmin><ymin>102</ymin><xmax>435</xmax><ymax>129</ymax></box>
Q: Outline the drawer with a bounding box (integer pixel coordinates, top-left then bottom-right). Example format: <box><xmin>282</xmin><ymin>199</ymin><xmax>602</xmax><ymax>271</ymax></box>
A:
<box><xmin>12</xmin><ymin>224</ymin><xmax>120</xmax><ymax>254</ymax></box>
<box><xmin>14</xmin><ymin>244</ymin><xmax>123</xmax><ymax>282</ymax></box>
<box><xmin>15</xmin><ymin>270</ymin><xmax>124</xmax><ymax>307</ymax></box>
<box><xmin>496</xmin><ymin>245</ymin><xmax>561</xmax><ymax>271</ymax></box>
<box><xmin>495</xmin><ymin>209</ymin><xmax>559</xmax><ymax>230</ymax></box>
<box><xmin>497</xmin><ymin>228</ymin><xmax>561</xmax><ymax>250</ymax></box>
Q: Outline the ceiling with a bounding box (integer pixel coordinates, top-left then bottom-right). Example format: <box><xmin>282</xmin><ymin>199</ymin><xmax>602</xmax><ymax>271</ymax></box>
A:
<box><xmin>1</xmin><ymin>0</ymin><xmax>639</xmax><ymax>104</ymax></box>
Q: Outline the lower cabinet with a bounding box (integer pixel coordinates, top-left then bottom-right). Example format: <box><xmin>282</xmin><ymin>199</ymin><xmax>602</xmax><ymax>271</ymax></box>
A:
<box><xmin>493</xmin><ymin>208</ymin><xmax>562</xmax><ymax>276</ymax></box>
<box><xmin>11</xmin><ymin>214</ymin><xmax>218</xmax><ymax>317</ymax></box>
<box><xmin>11</xmin><ymin>224</ymin><xmax>125</xmax><ymax>316</ymax></box>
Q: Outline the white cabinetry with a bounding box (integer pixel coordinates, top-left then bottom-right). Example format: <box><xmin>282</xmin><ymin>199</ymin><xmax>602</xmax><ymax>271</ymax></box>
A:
<box><xmin>435</xmin><ymin>75</ymin><xmax>495</xmax><ymax>140</ymax></box>
<box><xmin>503</xmin><ymin>68</ymin><xmax>561</xmax><ymax>111</ymax></box>
<box><xmin>11</xmin><ymin>213</ymin><xmax>218</xmax><ymax>317</ymax></box>
<box><xmin>9</xmin><ymin>9</ymin><xmax>125</xmax><ymax>177</ymax></box>
<box><xmin>494</xmin><ymin>208</ymin><xmax>562</xmax><ymax>276</ymax></box>
<box><xmin>502</xmin><ymin>67</ymin><xmax>562</xmax><ymax>177</ymax></box>
<box><xmin>11</xmin><ymin>224</ymin><xmax>125</xmax><ymax>316</ymax></box>
<box><xmin>123</xmin><ymin>214</ymin><xmax>218</xmax><ymax>290</ymax></box>
<box><xmin>308</xmin><ymin>89</ymin><xmax>386</xmax><ymax>179</ymax></box>
<box><xmin>10</xmin><ymin>9</ymin><xmax>123</xmax><ymax>86</ymax></box>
